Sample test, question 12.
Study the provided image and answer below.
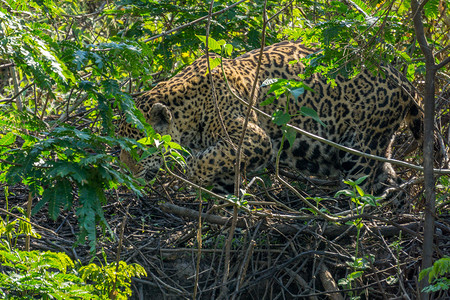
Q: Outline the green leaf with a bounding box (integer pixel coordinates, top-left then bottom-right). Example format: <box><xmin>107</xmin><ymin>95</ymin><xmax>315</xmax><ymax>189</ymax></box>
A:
<box><xmin>355</xmin><ymin>185</ymin><xmax>364</xmax><ymax>197</ymax></box>
<box><xmin>223</xmin><ymin>44</ymin><xmax>233</xmax><ymax>56</ymax></box>
<box><xmin>76</xmin><ymin>185</ymin><xmax>104</xmax><ymax>252</ymax></box>
<box><xmin>397</xmin><ymin>50</ymin><xmax>412</xmax><ymax>63</ymax></box>
<box><xmin>300</xmin><ymin>106</ymin><xmax>326</xmax><ymax>127</ymax></box>
<box><xmin>289</xmin><ymin>87</ymin><xmax>305</xmax><ymax>100</ymax></box>
<box><xmin>0</xmin><ymin>132</ymin><xmax>16</xmax><ymax>146</ymax></box>
<box><xmin>196</xmin><ymin>35</ymin><xmax>221</xmax><ymax>52</ymax></box>
<box><xmin>282</xmin><ymin>125</ymin><xmax>297</xmax><ymax>148</ymax></box>
<box><xmin>260</xmin><ymin>95</ymin><xmax>276</xmax><ymax>106</ymax></box>
<box><xmin>335</xmin><ymin>189</ymin><xmax>355</xmax><ymax>198</ymax></box>
<box><xmin>48</xmin><ymin>162</ymin><xmax>88</xmax><ymax>184</ymax></box>
<box><xmin>41</xmin><ymin>180</ymin><xmax>72</xmax><ymax>220</ymax></box>
<box><xmin>423</xmin><ymin>0</ymin><xmax>439</xmax><ymax>19</ymax></box>
<box><xmin>347</xmin><ymin>271</ymin><xmax>363</xmax><ymax>280</ymax></box>
<box><xmin>354</xmin><ymin>175</ymin><xmax>369</xmax><ymax>185</ymax></box>
<box><xmin>272</xmin><ymin>110</ymin><xmax>291</xmax><ymax>126</ymax></box>
<box><xmin>204</xmin><ymin>57</ymin><xmax>222</xmax><ymax>75</ymax></box>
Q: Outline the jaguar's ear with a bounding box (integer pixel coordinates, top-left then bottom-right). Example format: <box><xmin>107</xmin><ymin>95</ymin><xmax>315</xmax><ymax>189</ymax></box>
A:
<box><xmin>149</xmin><ymin>103</ymin><xmax>172</xmax><ymax>132</ymax></box>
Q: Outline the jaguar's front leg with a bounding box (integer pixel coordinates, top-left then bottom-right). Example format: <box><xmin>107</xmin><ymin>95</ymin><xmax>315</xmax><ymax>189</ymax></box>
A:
<box><xmin>186</xmin><ymin>121</ymin><xmax>272</xmax><ymax>194</ymax></box>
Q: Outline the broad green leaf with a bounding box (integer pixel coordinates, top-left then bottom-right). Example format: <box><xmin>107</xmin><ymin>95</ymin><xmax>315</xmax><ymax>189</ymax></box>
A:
<box><xmin>423</xmin><ymin>0</ymin><xmax>439</xmax><ymax>19</ymax></box>
<box><xmin>282</xmin><ymin>126</ymin><xmax>297</xmax><ymax>148</ymax></box>
<box><xmin>335</xmin><ymin>189</ymin><xmax>354</xmax><ymax>197</ymax></box>
<box><xmin>0</xmin><ymin>132</ymin><xmax>16</xmax><ymax>146</ymax></box>
<box><xmin>397</xmin><ymin>50</ymin><xmax>411</xmax><ymax>63</ymax></box>
<box><xmin>272</xmin><ymin>110</ymin><xmax>291</xmax><ymax>126</ymax></box>
<box><xmin>347</xmin><ymin>271</ymin><xmax>363</xmax><ymax>280</ymax></box>
<box><xmin>300</xmin><ymin>106</ymin><xmax>326</xmax><ymax>127</ymax></box>
<box><xmin>289</xmin><ymin>87</ymin><xmax>305</xmax><ymax>100</ymax></box>
<box><xmin>196</xmin><ymin>35</ymin><xmax>221</xmax><ymax>52</ymax></box>
<box><xmin>137</xmin><ymin>137</ymin><xmax>154</xmax><ymax>145</ymax></box>
<box><xmin>204</xmin><ymin>57</ymin><xmax>221</xmax><ymax>75</ymax></box>
<box><xmin>355</xmin><ymin>185</ymin><xmax>364</xmax><ymax>196</ymax></box>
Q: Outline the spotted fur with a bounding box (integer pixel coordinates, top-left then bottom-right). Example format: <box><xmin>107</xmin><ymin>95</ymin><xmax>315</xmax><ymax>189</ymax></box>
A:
<box><xmin>119</xmin><ymin>41</ymin><xmax>423</xmax><ymax>194</ymax></box>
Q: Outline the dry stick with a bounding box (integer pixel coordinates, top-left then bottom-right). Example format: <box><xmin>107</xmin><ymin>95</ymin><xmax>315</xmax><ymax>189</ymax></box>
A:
<box><xmin>25</xmin><ymin>192</ymin><xmax>33</xmax><ymax>252</ymax></box>
<box><xmin>193</xmin><ymin>196</ymin><xmax>202</xmax><ymax>299</ymax></box>
<box><xmin>0</xmin><ymin>82</ymin><xmax>34</xmax><ymax>103</ymax></box>
<box><xmin>364</xmin><ymin>224</ymin><xmax>389</xmax><ymax>300</ymax></box>
<box><xmin>252</xmin><ymin>177</ymin><xmax>299</xmax><ymax>213</ymax></box>
<box><xmin>111</xmin><ymin>205</ymin><xmax>129</xmax><ymax>300</ymax></box>
<box><xmin>285</xmin><ymin>267</ymin><xmax>318</xmax><ymax>300</ymax></box>
<box><xmin>232</xmin><ymin>220</ymin><xmax>263</xmax><ymax>299</ymax></box>
<box><xmin>143</xmin><ymin>0</ymin><xmax>248</xmax><ymax>43</ymax></box>
<box><xmin>319</xmin><ymin>263</ymin><xmax>344</xmax><ymax>300</ymax></box>
<box><xmin>376</xmin><ymin>226</ymin><xmax>412</xmax><ymax>300</ymax></box>
<box><xmin>39</xmin><ymin>93</ymin><xmax>51</xmax><ymax>121</ymax></box>
<box><xmin>161</xmin><ymin>201</ymin><xmax>422</xmax><ymax>239</ymax></box>
<box><xmin>10</xmin><ymin>62</ymin><xmax>23</xmax><ymax>111</ymax></box>
<box><xmin>234</xmin><ymin>0</ymin><xmax>268</xmax><ymax>196</ymax></box>
<box><xmin>218</xmin><ymin>205</ymin><xmax>239</xmax><ymax>299</ymax></box>
<box><xmin>204</xmin><ymin>1</ymin><xmax>233</xmax><ymax>149</ymax></box>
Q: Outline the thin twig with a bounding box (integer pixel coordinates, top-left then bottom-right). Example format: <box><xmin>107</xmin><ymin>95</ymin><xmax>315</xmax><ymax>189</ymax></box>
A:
<box><xmin>234</xmin><ymin>0</ymin><xmax>268</xmax><ymax>196</ymax></box>
<box><xmin>0</xmin><ymin>207</ymin><xmax>57</xmax><ymax>235</ymax></box>
<box><xmin>143</xmin><ymin>0</ymin><xmax>248</xmax><ymax>43</ymax></box>
<box><xmin>230</xmin><ymin>86</ymin><xmax>450</xmax><ymax>175</ymax></box>
<box><xmin>205</xmin><ymin>0</ymin><xmax>234</xmax><ymax>150</ymax></box>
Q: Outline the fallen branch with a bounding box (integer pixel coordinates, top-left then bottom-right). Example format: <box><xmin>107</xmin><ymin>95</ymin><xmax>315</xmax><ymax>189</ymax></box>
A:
<box><xmin>158</xmin><ymin>202</ymin><xmax>422</xmax><ymax>239</ymax></box>
<box><xmin>319</xmin><ymin>263</ymin><xmax>344</xmax><ymax>300</ymax></box>
<box><xmin>160</xmin><ymin>202</ymin><xmax>247</xmax><ymax>228</ymax></box>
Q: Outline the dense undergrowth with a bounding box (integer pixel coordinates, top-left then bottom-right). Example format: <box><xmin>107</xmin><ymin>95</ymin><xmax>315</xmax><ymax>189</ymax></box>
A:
<box><xmin>0</xmin><ymin>0</ymin><xmax>449</xmax><ymax>298</ymax></box>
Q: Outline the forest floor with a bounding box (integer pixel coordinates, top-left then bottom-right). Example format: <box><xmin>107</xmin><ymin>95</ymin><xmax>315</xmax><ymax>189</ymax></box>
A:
<box><xmin>4</xmin><ymin>153</ymin><xmax>450</xmax><ymax>299</ymax></box>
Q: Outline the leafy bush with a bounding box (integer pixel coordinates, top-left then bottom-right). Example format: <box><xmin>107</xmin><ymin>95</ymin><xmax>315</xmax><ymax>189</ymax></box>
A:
<box><xmin>79</xmin><ymin>253</ymin><xmax>147</xmax><ymax>300</ymax></box>
<box><xmin>0</xmin><ymin>207</ymin><xmax>146</xmax><ymax>299</ymax></box>
<box><xmin>0</xmin><ymin>250</ymin><xmax>95</xmax><ymax>299</ymax></box>
<box><xmin>419</xmin><ymin>257</ymin><xmax>450</xmax><ymax>293</ymax></box>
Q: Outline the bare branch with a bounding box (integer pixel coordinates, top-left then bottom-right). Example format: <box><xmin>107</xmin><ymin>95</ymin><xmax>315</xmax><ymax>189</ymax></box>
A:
<box><xmin>143</xmin><ymin>0</ymin><xmax>248</xmax><ymax>43</ymax></box>
<box><xmin>436</xmin><ymin>56</ymin><xmax>450</xmax><ymax>70</ymax></box>
<box><xmin>234</xmin><ymin>2</ymin><xmax>268</xmax><ymax>196</ymax></box>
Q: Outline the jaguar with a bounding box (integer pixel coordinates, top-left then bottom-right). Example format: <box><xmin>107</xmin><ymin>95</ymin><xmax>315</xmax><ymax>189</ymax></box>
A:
<box><xmin>119</xmin><ymin>40</ymin><xmax>422</xmax><ymax>195</ymax></box>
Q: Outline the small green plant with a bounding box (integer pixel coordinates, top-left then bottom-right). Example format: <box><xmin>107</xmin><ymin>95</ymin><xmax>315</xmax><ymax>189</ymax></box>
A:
<box><xmin>335</xmin><ymin>176</ymin><xmax>381</xmax><ymax>259</ymax></box>
<box><xmin>336</xmin><ymin>177</ymin><xmax>381</xmax><ymax>300</ymax></box>
<box><xmin>304</xmin><ymin>196</ymin><xmax>331</xmax><ymax>215</ymax></box>
<box><xmin>0</xmin><ymin>208</ymin><xmax>94</xmax><ymax>299</ymax></box>
<box><xmin>79</xmin><ymin>251</ymin><xmax>147</xmax><ymax>300</ymax></box>
<box><xmin>0</xmin><ymin>207</ymin><xmax>147</xmax><ymax>299</ymax></box>
<box><xmin>0</xmin><ymin>250</ymin><xmax>95</xmax><ymax>299</ymax></box>
<box><xmin>419</xmin><ymin>256</ymin><xmax>450</xmax><ymax>293</ymax></box>
<box><xmin>436</xmin><ymin>176</ymin><xmax>450</xmax><ymax>212</ymax></box>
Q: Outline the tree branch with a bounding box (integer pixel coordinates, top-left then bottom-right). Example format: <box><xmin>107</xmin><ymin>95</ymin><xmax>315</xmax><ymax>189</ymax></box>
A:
<box><xmin>436</xmin><ymin>56</ymin><xmax>450</xmax><ymax>70</ymax></box>
<box><xmin>143</xmin><ymin>0</ymin><xmax>248</xmax><ymax>43</ymax></box>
